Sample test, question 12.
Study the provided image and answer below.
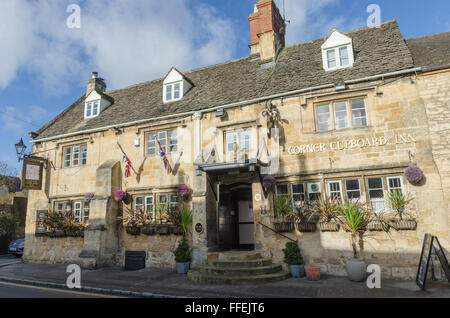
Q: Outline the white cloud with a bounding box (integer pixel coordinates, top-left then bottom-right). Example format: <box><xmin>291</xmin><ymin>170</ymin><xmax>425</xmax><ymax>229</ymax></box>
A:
<box><xmin>0</xmin><ymin>0</ymin><xmax>237</xmax><ymax>93</ymax></box>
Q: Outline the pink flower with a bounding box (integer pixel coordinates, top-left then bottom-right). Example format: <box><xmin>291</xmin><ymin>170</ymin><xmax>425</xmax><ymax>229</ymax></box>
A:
<box><xmin>405</xmin><ymin>165</ymin><xmax>424</xmax><ymax>183</ymax></box>
<box><xmin>84</xmin><ymin>192</ymin><xmax>95</xmax><ymax>203</ymax></box>
<box><xmin>263</xmin><ymin>176</ymin><xmax>277</xmax><ymax>189</ymax></box>
<box><xmin>114</xmin><ymin>190</ymin><xmax>127</xmax><ymax>202</ymax></box>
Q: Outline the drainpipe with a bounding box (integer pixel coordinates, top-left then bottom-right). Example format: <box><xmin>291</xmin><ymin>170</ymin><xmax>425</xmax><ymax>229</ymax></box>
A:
<box><xmin>193</xmin><ymin>111</ymin><xmax>203</xmax><ymax>160</ymax></box>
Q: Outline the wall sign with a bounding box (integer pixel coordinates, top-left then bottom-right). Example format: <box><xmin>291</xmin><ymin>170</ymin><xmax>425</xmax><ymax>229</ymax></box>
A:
<box><xmin>35</xmin><ymin>210</ymin><xmax>48</xmax><ymax>235</ymax></box>
<box><xmin>195</xmin><ymin>223</ymin><xmax>204</xmax><ymax>235</ymax></box>
<box><xmin>21</xmin><ymin>159</ymin><xmax>44</xmax><ymax>190</ymax></box>
<box><xmin>260</xmin><ymin>205</ymin><xmax>268</xmax><ymax>217</ymax></box>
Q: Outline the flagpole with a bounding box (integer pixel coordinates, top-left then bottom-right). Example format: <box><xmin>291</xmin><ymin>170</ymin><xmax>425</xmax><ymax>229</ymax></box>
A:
<box><xmin>116</xmin><ymin>141</ymin><xmax>140</xmax><ymax>176</ymax></box>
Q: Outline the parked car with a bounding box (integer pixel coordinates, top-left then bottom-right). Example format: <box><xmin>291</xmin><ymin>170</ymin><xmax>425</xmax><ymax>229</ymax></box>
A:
<box><xmin>8</xmin><ymin>238</ymin><xmax>24</xmax><ymax>258</ymax></box>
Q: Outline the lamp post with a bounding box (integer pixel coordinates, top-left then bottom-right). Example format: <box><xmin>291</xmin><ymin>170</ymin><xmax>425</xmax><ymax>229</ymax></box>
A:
<box><xmin>15</xmin><ymin>138</ymin><xmax>27</xmax><ymax>162</ymax></box>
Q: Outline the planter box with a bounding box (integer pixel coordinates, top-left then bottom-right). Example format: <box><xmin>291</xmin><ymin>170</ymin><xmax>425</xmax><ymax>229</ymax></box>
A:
<box><xmin>296</xmin><ymin>222</ymin><xmax>316</xmax><ymax>233</ymax></box>
<box><xmin>170</xmin><ymin>226</ymin><xmax>184</xmax><ymax>236</ymax></box>
<box><xmin>126</xmin><ymin>226</ymin><xmax>141</xmax><ymax>236</ymax></box>
<box><xmin>319</xmin><ymin>222</ymin><xmax>340</xmax><ymax>232</ymax></box>
<box><xmin>65</xmin><ymin>227</ymin><xmax>82</xmax><ymax>237</ymax></box>
<box><xmin>141</xmin><ymin>225</ymin><xmax>156</xmax><ymax>236</ymax></box>
<box><xmin>367</xmin><ymin>221</ymin><xmax>389</xmax><ymax>232</ymax></box>
<box><xmin>389</xmin><ymin>219</ymin><xmax>417</xmax><ymax>231</ymax></box>
<box><xmin>53</xmin><ymin>230</ymin><xmax>66</xmax><ymax>238</ymax></box>
<box><xmin>273</xmin><ymin>221</ymin><xmax>294</xmax><ymax>233</ymax></box>
<box><xmin>156</xmin><ymin>225</ymin><xmax>170</xmax><ymax>235</ymax></box>
<box><xmin>289</xmin><ymin>265</ymin><xmax>305</xmax><ymax>278</ymax></box>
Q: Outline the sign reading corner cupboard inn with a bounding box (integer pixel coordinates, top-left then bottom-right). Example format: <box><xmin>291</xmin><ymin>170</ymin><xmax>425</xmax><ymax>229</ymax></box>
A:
<box><xmin>288</xmin><ymin>134</ymin><xmax>416</xmax><ymax>155</ymax></box>
<box><xmin>21</xmin><ymin>159</ymin><xmax>44</xmax><ymax>190</ymax></box>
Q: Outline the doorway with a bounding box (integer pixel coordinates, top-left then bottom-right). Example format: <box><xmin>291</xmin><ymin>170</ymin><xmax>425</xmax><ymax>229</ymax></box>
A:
<box><xmin>217</xmin><ymin>183</ymin><xmax>255</xmax><ymax>251</ymax></box>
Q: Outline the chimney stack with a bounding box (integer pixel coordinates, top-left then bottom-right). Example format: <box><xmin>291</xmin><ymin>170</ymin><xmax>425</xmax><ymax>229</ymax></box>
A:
<box><xmin>86</xmin><ymin>72</ymin><xmax>107</xmax><ymax>96</ymax></box>
<box><xmin>249</xmin><ymin>0</ymin><xmax>286</xmax><ymax>61</ymax></box>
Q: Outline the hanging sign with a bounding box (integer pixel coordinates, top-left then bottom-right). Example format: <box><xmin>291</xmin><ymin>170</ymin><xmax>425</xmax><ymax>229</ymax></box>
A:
<box><xmin>21</xmin><ymin>159</ymin><xmax>44</xmax><ymax>190</ymax></box>
<box><xmin>35</xmin><ymin>210</ymin><xmax>48</xmax><ymax>235</ymax></box>
<box><xmin>195</xmin><ymin>223</ymin><xmax>204</xmax><ymax>234</ymax></box>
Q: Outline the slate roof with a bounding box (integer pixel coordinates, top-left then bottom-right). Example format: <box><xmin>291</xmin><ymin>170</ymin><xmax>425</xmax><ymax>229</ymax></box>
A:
<box><xmin>406</xmin><ymin>31</ymin><xmax>450</xmax><ymax>68</ymax></box>
<box><xmin>36</xmin><ymin>20</ymin><xmax>416</xmax><ymax>140</ymax></box>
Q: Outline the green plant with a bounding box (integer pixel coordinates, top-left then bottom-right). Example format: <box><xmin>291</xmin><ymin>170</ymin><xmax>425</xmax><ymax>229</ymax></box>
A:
<box><xmin>174</xmin><ymin>237</ymin><xmax>191</xmax><ymax>263</ymax></box>
<box><xmin>0</xmin><ymin>211</ymin><xmax>18</xmax><ymax>238</ymax></box>
<box><xmin>117</xmin><ymin>207</ymin><xmax>148</xmax><ymax>227</ymax></box>
<box><xmin>274</xmin><ymin>195</ymin><xmax>293</xmax><ymax>221</ymax></box>
<box><xmin>314</xmin><ymin>195</ymin><xmax>340</xmax><ymax>223</ymax></box>
<box><xmin>293</xmin><ymin>203</ymin><xmax>313</xmax><ymax>223</ymax></box>
<box><xmin>157</xmin><ymin>203</ymin><xmax>169</xmax><ymax>224</ymax></box>
<box><xmin>282</xmin><ymin>241</ymin><xmax>304</xmax><ymax>265</ymax></box>
<box><xmin>180</xmin><ymin>205</ymin><xmax>192</xmax><ymax>236</ymax></box>
<box><xmin>338</xmin><ymin>202</ymin><xmax>373</xmax><ymax>258</ymax></box>
<box><xmin>43</xmin><ymin>211</ymin><xmax>64</xmax><ymax>231</ymax></box>
<box><xmin>387</xmin><ymin>190</ymin><xmax>413</xmax><ymax>219</ymax></box>
<box><xmin>167</xmin><ymin>206</ymin><xmax>181</xmax><ymax>226</ymax></box>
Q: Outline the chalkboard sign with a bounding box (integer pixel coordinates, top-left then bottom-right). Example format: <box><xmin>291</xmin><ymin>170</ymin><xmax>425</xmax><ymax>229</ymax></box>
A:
<box><xmin>35</xmin><ymin>210</ymin><xmax>48</xmax><ymax>236</ymax></box>
<box><xmin>416</xmin><ymin>234</ymin><xmax>433</xmax><ymax>290</ymax></box>
<box><xmin>432</xmin><ymin>237</ymin><xmax>450</xmax><ymax>283</ymax></box>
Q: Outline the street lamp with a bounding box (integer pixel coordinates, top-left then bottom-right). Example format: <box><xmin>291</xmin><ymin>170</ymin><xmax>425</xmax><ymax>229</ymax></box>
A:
<box><xmin>15</xmin><ymin>138</ymin><xmax>27</xmax><ymax>161</ymax></box>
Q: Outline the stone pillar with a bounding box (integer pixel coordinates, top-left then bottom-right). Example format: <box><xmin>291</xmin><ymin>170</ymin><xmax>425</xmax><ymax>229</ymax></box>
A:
<box><xmin>79</xmin><ymin>160</ymin><xmax>120</xmax><ymax>269</ymax></box>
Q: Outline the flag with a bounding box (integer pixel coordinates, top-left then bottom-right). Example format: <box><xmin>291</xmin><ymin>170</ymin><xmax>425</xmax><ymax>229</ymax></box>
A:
<box><xmin>123</xmin><ymin>155</ymin><xmax>131</xmax><ymax>178</ymax></box>
<box><xmin>157</xmin><ymin>141</ymin><xmax>173</xmax><ymax>175</ymax></box>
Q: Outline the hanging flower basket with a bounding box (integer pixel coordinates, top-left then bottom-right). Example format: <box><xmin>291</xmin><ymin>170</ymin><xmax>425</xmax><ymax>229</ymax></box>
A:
<box><xmin>84</xmin><ymin>192</ymin><xmax>95</xmax><ymax>204</ymax></box>
<box><xmin>114</xmin><ymin>190</ymin><xmax>131</xmax><ymax>204</ymax></box>
<box><xmin>319</xmin><ymin>221</ymin><xmax>340</xmax><ymax>232</ymax></box>
<box><xmin>405</xmin><ymin>165</ymin><xmax>424</xmax><ymax>184</ymax></box>
<box><xmin>177</xmin><ymin>185</ymin><xmax>190</xmax><ymax>197</ymax></box>
<box><xmin>263</xmin><ymin>176</ymin><xmax>277</xmax><ymax>190</ymax></box>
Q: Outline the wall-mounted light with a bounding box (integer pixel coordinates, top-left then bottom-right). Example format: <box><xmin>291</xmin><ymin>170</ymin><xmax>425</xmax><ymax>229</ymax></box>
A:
<box><xmin>216</xmin><ymin>109</ymin><xmax>226</xmax><ymax>118</ymax></box>
<box><xmin>196</xmin><ymin>167</ymin><xmax>202</xmax><ymax>176</ymax></box>
<box><xmin>334</xmin><ymin>79</ymin><xmax>346</xmax><ymax>91</ymax></box>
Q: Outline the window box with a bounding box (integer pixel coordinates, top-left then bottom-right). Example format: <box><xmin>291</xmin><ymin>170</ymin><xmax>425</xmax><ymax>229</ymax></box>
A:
<box><xmin>46</xmin><ymin>229</ymin><xmax>66</xmax><ymax>238</ymax></box>
<box><xmin>388</xmin><ymin>218</ymin><xmax>417</xmax><ymax>231</ymax></box>
<box><xmin>156</xmin><ymin>224</ymin><xmax>171</xmax><ymax>235</ymax></box>
<box><xmin>170</xmin><ymin>225</ymin><xmax>184</xmax><ymax>236</ymax></box>
<box><xmin>295</xmin><ymin>221</ymin><xmax>316</xmax><ymax>233</ymax></box>
<box><xmin>125</xmin><ymin>226</ymin><xmax>141</xmax><ymax>236</ymax></box>
<box><xmin>65</xmin><ymin>226</ymin><xmax>83</xmax><ymax>237</ymax></box>
<box><xmin>367</xmin><ymin>221</ymin><xmax>389</xmax><ymax>232</ymax></box>
<box><xmin>141</xmin><ymin>225</ymin><xmax>157</xmax><ymax>236</ymax></box>
<box><xmin>318</xmin><ymin>221</ymin><xmax>340</xmax><ymax>232</ymax></box>
<box><xmin>273</xmin><ymin>221</ymin><xmax>294</xmax><ymax>233</ymax></box>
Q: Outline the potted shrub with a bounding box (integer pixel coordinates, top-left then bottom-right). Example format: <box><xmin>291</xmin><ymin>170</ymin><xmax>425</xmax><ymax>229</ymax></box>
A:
<box><xmin>174</xmin><ymin>237</ymin><xmax>191</xmax><ymax>274</ymax></box>
<box><xmin>387</xmin><ymin>190</ymin><xmax>416</xmax><ymax>231</ymax></box>
<box><xmin>338</xmin><ymin>202</ymin><xmax>372</xmax><ymax>282</ymax></box>
<box><xmin>273</xmin><ymin>195</ymin><xmax>294</xmax><ymax>232</ymax></box>
<box><xmin>305</xmin><ymin>265</ymin><xmax>321</xmax><ymax>281</ymax></box>
<box><xmin>315</xmin><ymin>196</ymin><xmax>340</xmax><ymax>232</ymax></box>
<box><xmin>293</xmin><ymin>203</ymin><xmax>316</xmax><ymax>232</ymax></box>
<box><xmin>283</xmin><ymin>240</ymin><xmax>305</xmax><ymax>278</ymax></box>
<box><xmin>117</xmin><ymin>207</ymin><xmax>146</xmax><ymax>236</ymax></box>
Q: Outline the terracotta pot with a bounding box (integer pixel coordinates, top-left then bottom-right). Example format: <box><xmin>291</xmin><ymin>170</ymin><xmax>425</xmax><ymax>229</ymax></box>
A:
<box><xmin>319</xmin><ymin>221</ymin><xmax>340</xmax><ymax>232</ymax></box>
<box><xmin>296</xmin><ymin>222</ymin><xmax>316</xmax><ymax>232</ymax></box>
<box><xmin>273</xmin><ymin>221</ymin><xmax>294</xmax><ymax>233</ymax></box>
<box><xmin>305</xmin><ymin>265</ymin><xmax>321</xmax><ymax>281</ymax></box>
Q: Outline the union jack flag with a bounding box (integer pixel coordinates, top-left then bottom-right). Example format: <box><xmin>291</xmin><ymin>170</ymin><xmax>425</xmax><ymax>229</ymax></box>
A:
<box><xmin>123</xmin><ymin>155</ymin><xmax>131</xmax><ymax>178</ymax></box>
<box><xmin>158</xmin><ymin>141</ymin><xmax>173</xmax><ymax>175</ymax></box>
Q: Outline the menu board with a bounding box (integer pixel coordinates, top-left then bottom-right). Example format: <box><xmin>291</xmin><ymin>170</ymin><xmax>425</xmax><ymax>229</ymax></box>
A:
<box><xmin>36</xmin><ymin>210</ymin><xmax>48</xmax><ymax>235</ymax></box>
<box><xmin>416</xmin><ymin>234</ymin><xmax>433</xmax><ymax>290</ymax></box>
<box><xmin>433</xmin><ymin>237</ymin><xmax>450</xmax><ymax>283</ymax></box>
<box><xmin>21</xmin><ymin>159</ymin><xmax>44</xmax><ymax>190</ymax></box>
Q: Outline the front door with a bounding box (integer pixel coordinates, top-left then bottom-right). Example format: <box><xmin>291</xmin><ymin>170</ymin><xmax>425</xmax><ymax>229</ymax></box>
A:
<box><xmin>237</xmin><ymin>199</ymin><xmax>255</xmax><ymax>249</ymax></box>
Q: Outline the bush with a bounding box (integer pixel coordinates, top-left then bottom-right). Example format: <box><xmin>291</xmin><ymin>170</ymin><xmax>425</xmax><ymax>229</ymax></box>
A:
<box><xmin>283</xmin><ymin>240</ymin><xmax>303</xmax><ymax>265</ymax></box>
<box><xmin>0</xmin><ymin>212</ymin><xmax>18</xmax><ymax>238</ymax></box>
<box><xmin>174</xmin><ymin>237</ymin><xmax>191</xmax><ymax>263</ymax></box>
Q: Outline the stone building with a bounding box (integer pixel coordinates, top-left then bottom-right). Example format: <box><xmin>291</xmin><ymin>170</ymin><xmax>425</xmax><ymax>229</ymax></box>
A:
<box><xmin>24</xmin><ymin>0</ymin><xmax>449</xmax><ymax>280</ymax></box>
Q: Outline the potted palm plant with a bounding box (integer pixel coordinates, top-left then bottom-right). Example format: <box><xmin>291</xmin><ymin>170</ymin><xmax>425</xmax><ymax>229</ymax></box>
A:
<box><xmin>117</xmin><ymin>206</ymin><xmax>146</xmax><ymax>236</ymax></box>
<box><xmin>293</xmin><ymin>203</ymin><xmax>316</xmax><ymax>232</ymax></box>
<box><xmin>283</xmin><ymin>240</ymin><xmax>305</xmax><ymax>277</ymax></box>
<box><xmin>387</xmin><ymin>190</ymin><xmax>416</xmax><ymax>231</ymax></box>
<box><xmin>174</xmin><ymin>237</ymin><xmax>191</xmax><ymax>274</ymax></box>
<box><xmin>179</xmin><ymin>205</ymin><xmax>193</xmax><ymax>236</ymax></box>
<box><xmin>338</xmin><ymin>202</ymin><xmax>373</xmax><ymax>282</ymax></box>
<box><xmin>273</xmin><ymin>195</ymin><xmax>294</xmax><ymax>232</ymax></box>
<box><xmin>156</xmin><ymin>203</ymin><xmax>171</xmax><ymax>235</ymax></box>
<box><xmin>315</xmin><ymin>195</ymin><xmax>340</xmax><ymax>232</ymax></box>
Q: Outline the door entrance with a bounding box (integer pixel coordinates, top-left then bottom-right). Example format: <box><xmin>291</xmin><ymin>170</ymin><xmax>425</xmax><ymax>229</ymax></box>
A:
<box><xmin>217</xmin><ymin>183</ymin><xmax>255</xmax><ymax>251</ymax></box>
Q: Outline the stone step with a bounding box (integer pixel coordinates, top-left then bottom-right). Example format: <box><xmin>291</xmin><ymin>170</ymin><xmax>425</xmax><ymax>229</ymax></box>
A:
<box><xmin>195</xmin><ymin>264</ymin><xmax>283</xmax><ymax>276</ymax></box>
<box><xmin>217</xmin><ymin>251</ymin><xmax>262</xmax><ymax>261</ymax></box>
<box><xmin>187</xmin><ymin>270</ymin><xmax>290</xmax><ymax>285</ymax></box>
<box><xmin>209</xmin><ymin>258</ymin><xmax>272</xmax><ymax>268</ymax></box>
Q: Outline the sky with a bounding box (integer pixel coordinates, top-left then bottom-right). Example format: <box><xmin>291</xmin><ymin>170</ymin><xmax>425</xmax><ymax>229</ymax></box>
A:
<box><xmin>0</xmin><ymin>0</ymin><xmax>449</xmax><ymax>174</ymax></box>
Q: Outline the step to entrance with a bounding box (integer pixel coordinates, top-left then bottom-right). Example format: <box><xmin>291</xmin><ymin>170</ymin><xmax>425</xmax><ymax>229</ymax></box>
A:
<box><xmin>188</xmin><ymin>251</ymin><xmax>289</xmax><ymax>285</ymax></box>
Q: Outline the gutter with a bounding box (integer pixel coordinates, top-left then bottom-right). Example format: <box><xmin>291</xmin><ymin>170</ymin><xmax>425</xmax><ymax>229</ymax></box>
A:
<box><xmin>32</xmin><ymin>67</ymin><xmax>422</xmax><ymax>144</ymax></box>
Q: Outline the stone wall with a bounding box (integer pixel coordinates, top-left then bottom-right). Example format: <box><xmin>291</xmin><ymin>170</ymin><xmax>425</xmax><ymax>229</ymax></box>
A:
<box><xmin>24</xmin><ymin>236</ymin><xmax>84</xmax><ymax>264</ymax></box>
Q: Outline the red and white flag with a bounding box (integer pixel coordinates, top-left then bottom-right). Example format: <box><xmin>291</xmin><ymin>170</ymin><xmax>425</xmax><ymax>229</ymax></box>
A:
<box><xmin>123</xmin><ymin>156</ymin><xmax>131</xmax><ymax>178</ymax></box>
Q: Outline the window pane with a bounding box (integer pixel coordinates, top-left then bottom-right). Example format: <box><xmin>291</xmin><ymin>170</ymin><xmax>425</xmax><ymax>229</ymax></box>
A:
<box><xmin>83</xmin><ymin>203</ymin><xmax>89</xmax><ymax>223</ymax></box>
<box><xmin>226</xmin><ymin>131</ymin><xmax>237</xmax><ymax>152</ymax></box>
<box><xmin>276</xmin><ymin>185</ymin><xmax>289</xmax><ymax>197</ymax></box>
<box><xmin>93</xmin><ymin>101</ymin><xmax>99</xmax><ymax>116</ymax></box>
<box><xmin>351</xmin><ymin>99</ymin><xmax>367</xmax><ymax>127</ymax></box>
<box><xmin>327</xmin><ymin>49</ymin><xmax>336</xmax><ymax>68</ymax></box>
<box><xmin>86</xmin><ymin>103</ymin><xmax>92</xmax><ymax>117</ymax></box>
<box><xmin>316</xmin><ymin>104</ymin><xmax>332</xmax><ymax>131</ymax></box>
<box><xmin>166</xmin><ymin>85</ymin><xmax>172</xmax><ymax>101</ymax></box>
<box><xmin>147</xmin><ymin>133</ymin><xmax>156</xmax><ymax>156</ymax></box>
<box><xmin>368</xmin><ymin>178</ymin><xmax>384</xmax><ymax>212</ymax></box>
<box><xmin>334</xmin><ymin>101</ymin><xmax>349</xmax><ymax>129</ymax></box>
<box><xmin>64</xmin><ymin>147</ymin><xmax>71</xmax><ymax>167</ymax></box>
<box><xmin>339</xmin><ymin>46</ymin><xmax>349</xmax><ymax>66</ymax></box>
<box><xmin>158</xmin><ymin>131</ymin><xmax>167</xmax><ymax>153</ymax></box>
<box><xmin>74</xmin><ymin>202</ymin><xmax>82</xmax><ymax>223</ymax></box>
<box><xmin>81</xmin><ymin>145</ymin><xmax>87</xmax><ymax>165</ymax></box>
<box><xmin>134</xmin><ymin>196</ymin><xmax>144</xmax><ymax>212</ymax></box>
<box><xmin>239</xmin><ymin>130</ymin><xmax>251</xmax><ymax>151</ymax></box>
<box><xmin>292</xmin><ymin>184</ymin><xmax>305</xmax><ymax>208</ymax></box>
<box><xmin>174</xmin><ymin>83</ymin><xmax>180</xmax><ymax>99</ymax></box>
<box><xmin>72</xmin><ymin>146</ymin><xmax>79</xmax><ymax>166</ymax></box>
<box><xmin>169</xmin><ymin>194</ymin><xmax>178</xmax><ymax>213</ymax></box>
<box><xmin>169</xmin><ymin>129</ymin><xmax>178</xmax><ymax>153</ymax></box>
<box><xmin>328</xmin><ymin>181</ymin><xmax>342</xmax><ymax>200</ymax></box>
<box><xmin>346</xmin><ymin>179</ymin><xmax>361</xmax><ymax>203</ymax></box>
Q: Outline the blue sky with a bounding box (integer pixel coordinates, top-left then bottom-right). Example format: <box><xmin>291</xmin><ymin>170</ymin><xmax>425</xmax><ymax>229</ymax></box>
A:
<box><xmin>0</xmin><ymin>0</ymin><xmax>448</xmax><ymax>174</ymax></box>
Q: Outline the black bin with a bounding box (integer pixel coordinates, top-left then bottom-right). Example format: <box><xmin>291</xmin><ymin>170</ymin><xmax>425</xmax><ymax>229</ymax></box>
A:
<box><xmin>125</xmin><ymin>251</ymin><xmax>146</xmax><ymax>270</ymax></box>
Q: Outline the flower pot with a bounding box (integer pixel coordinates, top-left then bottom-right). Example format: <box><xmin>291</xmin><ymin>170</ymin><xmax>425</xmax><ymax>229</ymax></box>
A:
<box><xmin>156</xmin><ymin>225</ymin><xmax>170</xmax><ymax>235</ymax></box>
<box><xmin>305</xmin><ymin>265</ymin><xmax>321</xmax><ymax>281</ymax></box>
<box><xmin>296</xmin><ymin>222</ymin><xmax>316</xmax><ymax>233</ymax></box>
<box><xmin>346</xmin><ymin>258</ymin><xmax>367</xmax><ymax>282</ymax></box>
<box><xmin>389</xmin><ymin>219</ymin><xmax>417</xmax><ymax>231</ymax></box>
<box><xmin>368</xmin><ymin>221</ymin><xmax>389</xmax><ymax>232</ymax></box>
<box><xmin>176</xmin><ymin>262</ymin><xmax>190</xmax><ymax>274</ymax></box>
<box><xmin>170</xmin><ymin>225</ymin><xmax>184</xmax><ymax>236</ymax></box>
<box><xmin>141</xmin><ymin>225</ymin><xmax>156</xmax><ymax>236</ymax></box>
<box><xmin>125</xmin><ymin>226</ymin><xmax>141</xmax><ymax>236</ymax></box>
<box><xmin>319</xmin><ymin>221</ymin><xmax>340</xmax><ymax>232</ymax></box>
<box><xmin>288</xmin><ymin>265</ymin><xmax>305</xmax><ymax>278</ymax></box>
<box><xmin>273</xmin><ymin>221</ymin><xmax>294</xmax><ymax>233</ymax></box>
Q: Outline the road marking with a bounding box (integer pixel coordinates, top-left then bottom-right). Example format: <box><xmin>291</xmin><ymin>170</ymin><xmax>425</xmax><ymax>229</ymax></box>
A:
<box><xmin>0</xmin><ymin>261</ymin><xmax>22</xmax><ymax>267</ymax></box>
<box><xmin>0</xmin><ymin>281</ymin><xmax>125</xmax><ymax>298</ymax></box>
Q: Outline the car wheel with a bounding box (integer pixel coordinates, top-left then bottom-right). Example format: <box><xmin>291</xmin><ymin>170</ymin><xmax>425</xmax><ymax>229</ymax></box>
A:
<box><xmin>13</xmin><ymin>254</ymin><xmax>22</xmax><ymax>258</ymax></box>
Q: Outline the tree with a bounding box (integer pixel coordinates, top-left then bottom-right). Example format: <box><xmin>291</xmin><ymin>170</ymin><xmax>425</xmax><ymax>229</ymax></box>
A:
<box><xmin>0</xmin><ymin>161</ymin><xmax>18</xmax><ymax>177</ymax></box>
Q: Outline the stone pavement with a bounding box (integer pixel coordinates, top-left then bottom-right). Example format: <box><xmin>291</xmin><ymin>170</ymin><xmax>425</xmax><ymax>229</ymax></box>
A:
<box><xmin>0</xmin><ymin>263</ymin><xmax>448</xmax><ymax>298</ymax></box>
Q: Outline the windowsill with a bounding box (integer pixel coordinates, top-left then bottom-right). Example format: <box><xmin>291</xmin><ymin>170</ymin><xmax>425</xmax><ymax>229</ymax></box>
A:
<box><xmin>315</xmin><ymin>125</ymin><xmax>372</xmax><ymax>134</ymax></box>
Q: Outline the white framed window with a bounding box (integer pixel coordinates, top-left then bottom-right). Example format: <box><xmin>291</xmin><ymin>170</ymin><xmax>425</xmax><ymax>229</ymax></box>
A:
<box><xmin>291</xmin><ymin>183</ymin><xmax>306</xmax><ymax>208</ymax></box>
<box><xmin>226</xmin><ymin>131</ymin><xmax>238</xmax><ymax>153</ymax></box>
<box><xmin>275</xmin><ymin>184</ymin><xmax>289</xmax><ymax>198</ymax></box>
<box><xmin>147</xmin><ymin>133</ymin><xmax>156</xmax><ymax>156</ymax></box>
<box><xmin>146</xmin><ymin>130</ymin><xmax>178</xmax><ymax>156</ymax></box>
<box><xmin>368</xmin><ymin>177</ymin><xmax>385</xmax><ymax>213</ymax></box>
<box><xmin>85</xmin><ymin>100</ymin><xmax>100</xmax><ymax>119</ymax></box>
<box><xmin>387</xmin><ymin>176</ymin><xmax>405</xmax><ymax>211</ymax></box>
<box><xmin>345</xmin><ymin>179</ymin><xmax>361</xmax><ymax>203</ymax></box>
<box><xmin>316</xmin><ymin>98</ymin><xmax>367</xmax><ymax>132</ymax></box>
<box><xmin>63</xmin><ymin>144</ymin><xmax>87</xmax><ymax>168</ymax></box>
<box><xmin>351</xmin><ymin>99</ymin><xmax>368</xmax><ymax>127</ymax></box>
<box><xmin>164</xmin><ymin>82</ymin><xmax>183</xmax><ymax>102</ymax></box>
<box><xmin>134</xmin><ymin>196</ymin><xmax>144</xmax><ymax>212</ymax></box>
<box><xmin>169</xmin><ymin>129</ymin><xmax>178</xmax><ymax>153</ymax></box>
<box><xmin>334</xmin><ymin>101</ymin><xmax>349</xmax><ymax>130</ymax></box>
<box><xmin>328</xmin><ymin>181</ymin><xmax>343</xmax><ymax>201</ymax></box>
<box><xmin>240</xmin><ymin>130</ymin><xmax>251</xmax><ymax>151</ymax></box>
<box><xmin>323</xmin><ymin>45</ymin><xmax>353</xmax><ymax>71</ymax></box>
<box><xmin>72</xmin><ymin>145</ymin><xmax>80</xmax><ymax>166</ymax></box>
<box><xmin>316</xmin><ymin>104</ymin><xmax>332</xmax><ymax>132</ymax></box>
<box><xmin>74</xmin><ymin>201</ymin><xmax>82</xmax><ymax>223</ymax></box>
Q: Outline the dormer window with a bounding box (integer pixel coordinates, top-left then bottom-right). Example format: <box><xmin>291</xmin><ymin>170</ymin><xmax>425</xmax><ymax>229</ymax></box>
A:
<box><xmin>163</xmin><ymin>67</ymin><xmax>193</xmax><ymax>104</ymax></box>
<box><xmin>321</xmin><ymin>30</ymin><xmax>354</xmax><ymax>72</ymax></box>
<box><xmin>85</xmin><ymin>100</ymin><xmax>100</xmax><ymax>118</ymax></box>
